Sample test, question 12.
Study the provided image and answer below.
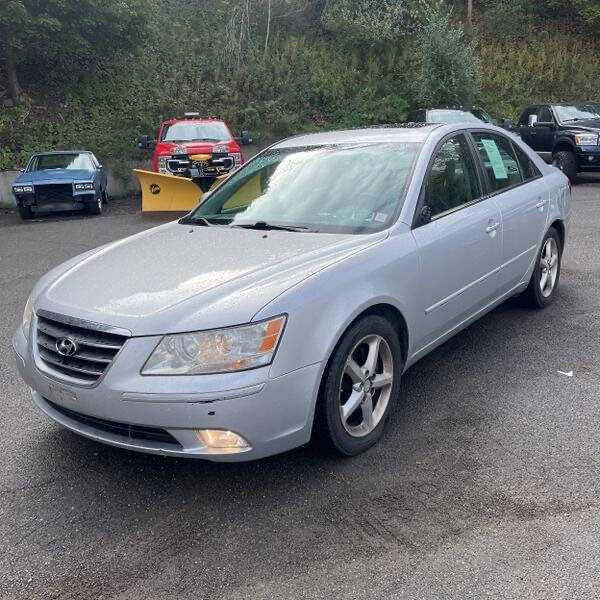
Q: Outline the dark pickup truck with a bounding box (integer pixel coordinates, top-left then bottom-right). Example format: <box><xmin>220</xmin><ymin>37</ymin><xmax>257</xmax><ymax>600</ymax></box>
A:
<box><xmin>517</xmin><ymin>102</ymin><xmax>600</xmax><ymax>182</ymax></box>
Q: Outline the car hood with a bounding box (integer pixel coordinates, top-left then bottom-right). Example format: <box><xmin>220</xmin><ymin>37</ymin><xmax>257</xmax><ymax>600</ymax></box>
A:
<box><xmin>562</xmin><ymin>120</ymin><xmax>600</xmax><ymax>132</ymax></box>
<box><xmin>156</xmin><ymin>141</ymin><xmax>233</xmax><ymax>155</ymax></box>
<box><xmin>37</xmin><ymin>222</ymin><xmax>385</xmax><ymax>335</ymax></box>
<box><xmin>18</xmin><ymin>169</ymin><xmax>94</xmax><ymax>184</ymax></box>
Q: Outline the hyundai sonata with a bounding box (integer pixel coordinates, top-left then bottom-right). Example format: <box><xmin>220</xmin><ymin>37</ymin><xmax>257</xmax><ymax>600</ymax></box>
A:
<box><xmin>13</xmin><ymin>124</ymin><xmax>571</xmax><ymax>460</ymax></box>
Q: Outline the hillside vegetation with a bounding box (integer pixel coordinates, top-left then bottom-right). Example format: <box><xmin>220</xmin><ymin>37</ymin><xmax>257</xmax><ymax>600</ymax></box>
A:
<box><xmin>1</xmin><ymin>0</ymin><xmax>600</xmax><ymax>170</ymax></box>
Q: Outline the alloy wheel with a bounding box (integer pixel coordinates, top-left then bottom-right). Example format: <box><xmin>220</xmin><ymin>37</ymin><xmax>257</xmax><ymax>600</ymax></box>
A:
<box><xmin>539</xmin><ymin>237</ymin><xmax>559</xmax><ymax>298</ymax></box>
<box><xmin>338</xmin><ymin>334</ymin><xmax>393</xmax><ymax>438</ymax></box>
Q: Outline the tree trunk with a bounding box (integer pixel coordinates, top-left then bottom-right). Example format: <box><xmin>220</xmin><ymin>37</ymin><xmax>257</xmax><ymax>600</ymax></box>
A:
<box><xmin>6</xmin><ymin>46</ymin><xmax>22</xmax><ymax>103</ymax></box>
<box><xmin>467</xmin><ymin>0</ymin><xmax>473</xmax><ymax>25</ymax></box>
<box><xmin>264</xmin><ymin>0</ymin><xmax>271</xmax><ymax>56</ymax></box>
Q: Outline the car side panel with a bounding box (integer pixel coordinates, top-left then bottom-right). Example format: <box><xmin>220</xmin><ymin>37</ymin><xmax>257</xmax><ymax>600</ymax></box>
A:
<box><xmin>255</xmin><ymin>227</ymin><xmax>422</xmax><ymax>380</ymax></box>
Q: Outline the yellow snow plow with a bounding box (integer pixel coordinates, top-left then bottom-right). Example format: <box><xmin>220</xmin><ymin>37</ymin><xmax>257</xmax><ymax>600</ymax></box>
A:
<box><xmin>135</xmin><ymin>152</ymin><xmax>233</xmax><ymax>212</ymax></box>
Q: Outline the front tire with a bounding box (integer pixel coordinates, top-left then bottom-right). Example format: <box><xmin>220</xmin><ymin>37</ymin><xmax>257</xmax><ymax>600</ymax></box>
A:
<box><xmin>552</xmin><ymin>151</ymin><xmax>578</xmax><ymax>184</ymax></box>
<box><xmin>314</xmin><ymin>315</ymin><xmax>403</xmax><ymax>456</ymax></box>
<box><xmin>523</xmin><ymin>227</ymin><xmax>562</xmax><ymax>308</ymax></box>
<box><xmin>87</xmin><ymin>194</ymin><xmax>103</xmax><ymax>215</ymax></box>
<box><xmin>18</xmin><ymin>205</ymin><xmax>34</xmax><ymax>220</ymax></box>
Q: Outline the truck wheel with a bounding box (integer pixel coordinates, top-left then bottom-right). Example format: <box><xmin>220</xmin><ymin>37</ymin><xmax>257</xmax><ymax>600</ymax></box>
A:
<box><xmin>18</xmin><ymin>205</ymin><xmax>34</xmax><ymax>220</ymax></box>
<box><xmin>552</xmin><ymin>151</ymin><xmax>577</xmax><ymax>183</ymax></box>
<box><xmin>87</xmin><ymin>195</ymin><xmax>103</xmax><ymax>215</ymax></box>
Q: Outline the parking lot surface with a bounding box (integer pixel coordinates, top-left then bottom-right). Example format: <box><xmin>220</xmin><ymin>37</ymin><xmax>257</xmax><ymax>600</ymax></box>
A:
<box><xmin>1</xmin><ymin>181</ymin><xmax>599</xmax><ymax>600</ymax></box>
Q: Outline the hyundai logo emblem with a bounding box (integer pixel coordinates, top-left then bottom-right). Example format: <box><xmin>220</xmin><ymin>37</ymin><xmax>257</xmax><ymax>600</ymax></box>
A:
<box><xmin>56</xmin><ymin>337</ymin><xmax>78</xmax><ymax>357</ymax></box>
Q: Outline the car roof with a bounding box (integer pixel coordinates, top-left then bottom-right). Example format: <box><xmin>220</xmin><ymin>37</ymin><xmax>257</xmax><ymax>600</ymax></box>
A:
<box><xmin>33</xmin><ymin>150</ymin><xmax>92</xmax><ymax>156</ymax></box>
<box><xmin>273</xmin><ymin>124</ymin><xmax>442</xmax><ymax>148</ymax></box>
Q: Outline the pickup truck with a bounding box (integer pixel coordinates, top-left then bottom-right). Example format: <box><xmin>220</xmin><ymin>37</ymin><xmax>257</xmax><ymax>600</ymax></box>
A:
<box><xmin>517</xmin><ymin>102</ymin><xmax>600</xmax><ymax>182</ymax></box>
<box><xmin>138</xmin><ymin>112</ymin><xmax>252</xmax><ymax>175</ymax></box>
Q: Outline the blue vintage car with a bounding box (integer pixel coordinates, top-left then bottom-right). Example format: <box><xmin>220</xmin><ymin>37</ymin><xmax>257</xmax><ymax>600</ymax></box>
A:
<box><xmin>12</xmin><ymin>151</ymin><xmax>108</xmax><ymax>220</ymax></box>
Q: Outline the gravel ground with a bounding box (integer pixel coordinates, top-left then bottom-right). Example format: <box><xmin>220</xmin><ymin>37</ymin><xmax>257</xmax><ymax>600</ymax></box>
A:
<box><xmin>0</xmin><ymin>181</ymin><xmax>598</xmax><ymax>600</ymax></box>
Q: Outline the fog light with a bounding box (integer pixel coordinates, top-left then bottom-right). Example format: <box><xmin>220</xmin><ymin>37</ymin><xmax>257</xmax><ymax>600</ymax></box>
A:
<box><xmin>195</xmin><ymin>429</ymin><xmax>249</xmax><ymax>449</ymax></box>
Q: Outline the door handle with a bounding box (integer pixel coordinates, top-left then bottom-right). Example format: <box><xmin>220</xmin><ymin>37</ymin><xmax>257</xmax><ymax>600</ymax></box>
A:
<box><xmin>536</xmin><ymin>198</ymin><xmax>548</xmax><ymax>208</ymax></box>
<box><xmin>486</xmin><ymin>222</ymin><xmax>500</xmax><ymax>234</ymax></box>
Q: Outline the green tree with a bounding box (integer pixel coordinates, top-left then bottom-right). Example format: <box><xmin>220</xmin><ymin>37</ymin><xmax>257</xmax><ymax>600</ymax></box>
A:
<box><xmin>321</xmin><ymin>0</ymin><xmax>420</xmax><ymax>41</ymax></box>
<box><xmin>414</xmin><ymin>5</ymin><xmax>479</xmax><ymax>107</ymax></box>
<box><xmin>0</xmin><ymin>0</ymin><xmax>153</xmax><ymax>104</ymax></box>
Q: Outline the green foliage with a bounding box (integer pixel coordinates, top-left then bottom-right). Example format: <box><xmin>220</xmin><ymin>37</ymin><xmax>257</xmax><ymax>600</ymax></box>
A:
<box><xmin>321</xmin><ymin>0</ymin><xmax>420</xmax><ymax>40</ymax></box>
<box><xmin>1</xmin><ymin>0</ymin><xmax>600</xmax><ymax>170</ymax></box>
<box><xmin>414</xmin><ymin>5</ymin><xmax>479</xmax><ymax>107</ymax></box>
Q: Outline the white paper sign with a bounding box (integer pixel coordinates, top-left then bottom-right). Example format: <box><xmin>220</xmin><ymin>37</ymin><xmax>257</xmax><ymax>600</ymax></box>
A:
<box><xmin>481</xmin><ymin>139</ymin><xmax>508</xmax><ymax>180</ymax></box>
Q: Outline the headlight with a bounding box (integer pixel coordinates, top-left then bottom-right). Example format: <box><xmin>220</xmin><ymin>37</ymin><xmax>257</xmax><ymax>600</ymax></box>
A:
<box><xmin>22</xmin><ymin>294</ymin><xmax>34</xmax><ymax>338</ymax></box>
<box><xmin>142</xmin><ymin>315</ymin><xmax>286</xmax><ymax>375</ymax></box>
<box><xmin>230</xmin><ymin>152</ymin><xmax>242</xmax><ymax>166</ymax></box>
<box><xmin>172</xmin><ymin>146</ymin><xmax>188</xmax><ymax>156</ymax></box>
<box><xmin>75</xmin><ymin>183</ymin><xmax>95</xmax><ymax>190</ymax></box>
<box><xmin>574</xmin><ymin>133</ymin><xmax>599</xmax><ymax>146</ymax></box>
<box><xmin>158</xmin><ymin>155</ymin><xmax>170</xmax><ymax>173</ymax></box>
<box><xmin>22</xmin><ymin>185</ymin><xmax>33</xmax><ymax>193</ymax></box>
<box><xmin>13</xmin><ymin>186</ymin><xmax>24</xmax><ymax>194</ymax></box>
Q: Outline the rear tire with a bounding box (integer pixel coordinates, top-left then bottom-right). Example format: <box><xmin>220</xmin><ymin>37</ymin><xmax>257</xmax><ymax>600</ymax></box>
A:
<box><xmin>522</xmin><ymin>227</ymin><xmax>562</xmax><ymax>309</ymax></box>
<box><xmin>18</xmin><ymin>205</ymin><xmax>33</xmax><ymax>220</ymax></box>
<box><xmin>314</xmin><ymin>315</ymin><xmax>403</xmax><ymax>456</ymax></box>
<box><xmin>552</xmin><ymin>151</ymin><xmax>578</xmax><ymax>184</ymax></box>
<box><xmin>87</xmin><ymin>194</ymin><xmax>103</xmax><ymax>215</ymax></box>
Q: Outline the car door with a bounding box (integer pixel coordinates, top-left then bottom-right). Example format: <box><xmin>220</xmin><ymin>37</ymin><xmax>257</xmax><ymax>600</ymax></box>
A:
<box><xmin>532</xmin><ymin>106</ymin><xmax>555</xmax><ymax>160</ymax></box>
<box><xmin>470</xmin><ymin>131</ymin><xmax>548</xmax><ymax>291</ymax></box>
<box><xmin>518</xmin><ymin>107</ymin><xmax>538</xmax><ymax>149</ymax></box>
<box><xmin>411</xmin><ymin>133</ymin><xmax>503</xmax><ymax>352</ymax></box>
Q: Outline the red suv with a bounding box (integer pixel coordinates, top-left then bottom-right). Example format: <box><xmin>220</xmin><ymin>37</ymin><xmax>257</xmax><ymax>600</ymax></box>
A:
<box><xmin>138</xmin><ymin>113</ymin><xmax>253</xmax><ymax>174</ymax></box>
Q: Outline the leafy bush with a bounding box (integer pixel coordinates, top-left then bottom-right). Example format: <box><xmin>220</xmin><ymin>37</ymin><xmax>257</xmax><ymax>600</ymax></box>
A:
<box><xmin>414</xmin><ymin>6</ymin><xmax>479</xmax><ymax>107</ymax></box>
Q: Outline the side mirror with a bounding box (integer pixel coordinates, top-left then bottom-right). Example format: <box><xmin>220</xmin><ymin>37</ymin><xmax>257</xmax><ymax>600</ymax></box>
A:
<box><xmin>138</xmin><ymin>135</ymin><xmax>156</xmax><ymax>150</ymax></box>
<box><xmin>97</xmin><ymin>164</ymin><xmax>103</xmax><ymax>169</ymax></box>
<box><xmin>499</xmin><ymin>118</ymin><xmax>513</xmax><ymax>130</ymax></box>
<box><xmin>239</xmin><ymin>131</ymin><xmax>253</xmax><ymax>146</ymax></box>
<box><xmin>19</xmin><ymin>167</ymin><xmax>25</xmax><ymax>173</ymax></box>
<box><xmin>527</xmin><ymin>114</ymin><xmax>538</xmax><ymax>127</ymax></box>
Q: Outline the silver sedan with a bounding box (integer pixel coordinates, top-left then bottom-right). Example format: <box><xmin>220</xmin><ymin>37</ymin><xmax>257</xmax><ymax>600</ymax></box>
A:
<box><xmin>13</xmin><ymin>123</ymin><xmax>571</xmax><ymax>460</ymax></box>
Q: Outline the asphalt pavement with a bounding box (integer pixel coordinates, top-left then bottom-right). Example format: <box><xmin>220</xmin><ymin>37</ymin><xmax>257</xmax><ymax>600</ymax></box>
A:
<box><xmin>0</xmin><ymin>181</ymin><xmax>599</xmax><ymax>599</ymax></box>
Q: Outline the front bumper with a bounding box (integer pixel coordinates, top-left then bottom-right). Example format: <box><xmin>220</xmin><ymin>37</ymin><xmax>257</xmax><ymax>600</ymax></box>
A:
<box><xmin>575</xmin><ymin>146</ymin><xmax>600</xmax><ymax>170</ymax></box>
<box><xmin>13</xmin><ymin>326</ymin><xmax>322</xmax><ymax>461</ymax></box>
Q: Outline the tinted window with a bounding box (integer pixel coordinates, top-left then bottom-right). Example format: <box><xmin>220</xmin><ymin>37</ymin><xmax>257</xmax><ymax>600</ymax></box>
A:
<box><xmin>190</xmin><ymin>143</ymin><xmax>421</xmax><ymax>234</ymax></box>
<box><xmin>423</xmin><ymin>135</ymin><xmax>481</xmax><ymax>218</ymax></box>
<box><xmin>472</xmin><ymin>133</ymin><xmax>523</xmax><ymax>192</ymax></box>
<box><xmin>537</xmin><ymin>106</ymin><xmax>553</xmax><ymax>123</ymax></box>
<box><xmin>518</xmin><ymin>108</ymin><xmax>536</xmax><ymax>127</ymax></box>
<box><xmin>513</xmin><ymin>144</ymin><xmax>541</xmax><ymax>180</ymax></box>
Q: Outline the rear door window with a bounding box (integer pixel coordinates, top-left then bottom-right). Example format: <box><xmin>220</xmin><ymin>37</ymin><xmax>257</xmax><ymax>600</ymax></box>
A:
<box><xmin>472</xmin><ymin>133</ymin><xmax>524</xmax><ymax>192</ymax></box>
<box><xmin>513</xmin><ymin>144</ymin><xmax>541</xmax><ymax>181</ymax></box>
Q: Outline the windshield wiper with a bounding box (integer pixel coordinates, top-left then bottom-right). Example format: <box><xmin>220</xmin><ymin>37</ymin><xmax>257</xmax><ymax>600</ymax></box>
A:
<box><xmin>178</xmin><ymin>216</ymin><xmax>212</xmax><ymax>226</ymax></box>
<box><xmin>231</xmin><ymin>221</ymin><xmax>317</xmax><ymax>233</ymax></box>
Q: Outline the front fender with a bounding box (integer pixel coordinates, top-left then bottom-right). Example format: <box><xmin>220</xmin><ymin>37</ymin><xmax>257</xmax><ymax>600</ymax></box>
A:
<box><xmin>256</xmin><ymin>228</ymin><xmax>421</xmax><ymax>380</ymax></box>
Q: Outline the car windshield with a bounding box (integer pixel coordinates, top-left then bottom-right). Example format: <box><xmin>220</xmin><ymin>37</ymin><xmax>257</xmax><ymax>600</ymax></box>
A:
<box><xmin>554</xmin><ymin>103</ymin><xmax>600</xmax><ymax>122</ymax></box>
<box><xmin>427</xmin><ymin>110</ymin><xmax>484</xmax><ymax>124</ymax></box>
<box><xmin>28</xmin><ymin>153</ymin><xmax>94</xmax><ymax>171</ymax></box>
<box><xmin>161</xmin><ymin>122</ymin><xmax>230</xmax><ymax>142</ymax></box>
<box><xmin>187</xmin><ymin>143</ymin><xmax>421</xmax><ymax>234</ymax></box>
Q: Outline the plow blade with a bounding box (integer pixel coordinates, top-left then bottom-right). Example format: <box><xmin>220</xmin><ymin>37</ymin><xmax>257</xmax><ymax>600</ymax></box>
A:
<box><xmin>134</xmin><ymin>169</ymin><xmax>203</xmax><ymax>212</ymax></box>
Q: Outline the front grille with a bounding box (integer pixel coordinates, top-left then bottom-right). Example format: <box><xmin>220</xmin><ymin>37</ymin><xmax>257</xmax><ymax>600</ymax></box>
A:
<box><xmin>35</xmin><ymin>184</ymin><xmax>74</xmax><ymax>203</ymax></box>
<box><xmin>36</xmin><ymin>313</ymin><xmax>128</xmax><ymax>384</ymax></box>
<box><xmin>46</xmin><ymin>399</ymin><xmax>181</xmax><ymax>447</ymax></box>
